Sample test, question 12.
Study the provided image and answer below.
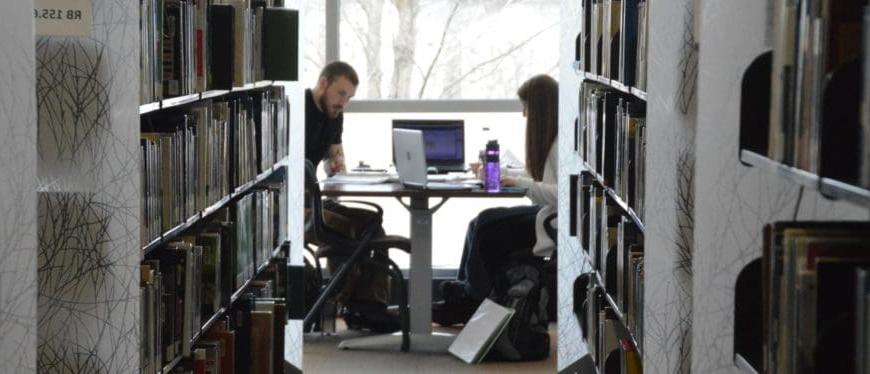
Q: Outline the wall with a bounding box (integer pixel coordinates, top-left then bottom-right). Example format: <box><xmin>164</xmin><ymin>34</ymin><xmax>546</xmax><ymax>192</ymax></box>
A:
<box><xmin>557</xmin><ymin>0</ymin><xmax>591</xmax><ymax>370</ymax></box>
<box><xmin>35</xmin><ymin>0</ymin><xmax>141</xmax><ymax>371</ymax></box>
<box><xmin>0</xmin><ymin>1</ymin><xmax>37</xmax><ymax>372</ymax></box>
<box><xmin>642</xmin><ymin>0</ymin><xmax>699</xmax><ymax>372</ymax></box>
<box><xmin>283</xmin><ymin>0</ymin><xmax>306</xmax><ymax>369</ymax></box>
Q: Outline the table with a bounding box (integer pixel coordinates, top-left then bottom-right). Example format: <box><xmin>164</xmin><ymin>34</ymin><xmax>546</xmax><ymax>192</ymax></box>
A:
<box><xmin>320</xmin><ymin>182</ymin><xmax>526</xmax><ymax>352</ymax></box>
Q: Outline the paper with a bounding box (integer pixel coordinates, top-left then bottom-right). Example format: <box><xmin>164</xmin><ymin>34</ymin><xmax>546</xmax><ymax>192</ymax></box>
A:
<box><xmin>34</xmin><ymin>0</ymin><xmax>91</xmax><ymax>37</ymax></box>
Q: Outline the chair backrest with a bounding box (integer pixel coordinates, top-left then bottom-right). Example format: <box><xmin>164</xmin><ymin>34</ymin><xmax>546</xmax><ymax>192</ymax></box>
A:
<box><xmin>304</xmin><ymin>160</ymin><xmax>375</xmax><ymax>248</ymax></box>
<box><xmin>304</xmin><ymin>160</ymin><xmax>327</xmax><ymax>240</ymax></box>
<box><xmin>543</xmin><ymin>213</ymin><xmax>557</xmax><ymax>243</ymax></box>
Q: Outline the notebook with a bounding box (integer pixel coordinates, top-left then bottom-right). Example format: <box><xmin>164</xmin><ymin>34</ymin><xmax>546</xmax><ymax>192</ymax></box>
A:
<box><xmin>448</xmin><ymin>298</ymin><xmax>515</xmax><ymax>364</ymax></box>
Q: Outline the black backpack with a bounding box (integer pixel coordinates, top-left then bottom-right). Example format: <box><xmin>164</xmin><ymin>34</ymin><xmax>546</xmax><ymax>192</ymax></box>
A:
<box><xmin>486</xmin><ymin>262</ymin><xmax>551</xmax><ymax>361</ymax></box>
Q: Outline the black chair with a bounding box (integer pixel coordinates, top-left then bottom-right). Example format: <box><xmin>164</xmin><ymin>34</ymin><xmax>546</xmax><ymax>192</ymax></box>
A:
<box><xmin>302</xmin><ymin>161</ymin><xmax>412</xmax><ymax>351</ymax></box>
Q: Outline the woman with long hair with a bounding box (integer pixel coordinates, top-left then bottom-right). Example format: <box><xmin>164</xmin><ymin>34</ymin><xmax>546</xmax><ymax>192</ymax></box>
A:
<box><xmin>434</xmin><ymin>74</ymin><xmax>558</xmax><ymax>325</ymax></box>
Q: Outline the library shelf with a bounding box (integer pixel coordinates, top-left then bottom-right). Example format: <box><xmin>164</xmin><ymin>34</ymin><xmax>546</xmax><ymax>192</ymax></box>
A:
<box><xmin>740</xmin><ymin>150</ymin><xmax>870</xmax><ymax>209</ymax></box>
<box><xmin>139</xmin><ymin>102</ymin><xmax>161</xmax><ymax>115</ymax></box>
<box><xmin>581</xmin><ymin>162</ymin><xmax>645</xmax><ymax>232</ymax></box>
<box><xmin>734</xmin><ymin>353</ymin><xmax>759</xmax><ymax>374</ymax></box>
<box><xmin>142</xmin><ymin>158</ymin><xmax>289</xmax><ymax>255</ymax></box>
<box><xmin>819</xmin><ymin>178</ymin><xmax>870</xmax><ymax>208</ymax></box>
<box><xmin>200</xmin><ymin>89</ymin><xmax>231</xmax><ymax>100</ymax></box>
<box><xmin>590</xmin><ymin>269</ymin><xmax>643</xmax><ymax>356</ymax></box>
<box><xmin>229</xmin><ymin>241</ymin><xmax>288</xmax><ymax>305</ymax></box>
<box><xmin>161</xmin><ymin>354</ymin><xmax>183</xmax><ymax>374</ymax></box>
<box><xmin>161</xmin><ymin>93</ymin><xmax>201</xmax><ymax>110</ymax></box>
<box><xmin>630</xmin><ymin>87</ymin><xmax>648</xmax><ymax>101</ymax></box>
<box><xmin>196</xmin><ymin>307</ymin><xmax>227</xmax><ymax>343</ymax></box>
<box><xmin>571</xmin><ymin>61</ymin><xmax>648</xmax><ymax>101</ymax></box>
<box><xmin>138</xmin><ymin>81</ymin><xmax>277</xmax><ymax>115</ymax></box>
<box><xmin>611</xmin><ymin>80</ymin><xmax>631</xmax><ymax>94</ymax></box>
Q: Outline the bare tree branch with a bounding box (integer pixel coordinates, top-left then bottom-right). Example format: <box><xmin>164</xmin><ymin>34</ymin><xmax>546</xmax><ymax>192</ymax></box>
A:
<box><xmin>441</xmin><ymin>21</ymin><xmax>557</xmax><ymax>94</ymax></box>
<box><xmin>416</xmin><ymin>1</ymin><xmax>462</xmax><ymax>98</ymax></box>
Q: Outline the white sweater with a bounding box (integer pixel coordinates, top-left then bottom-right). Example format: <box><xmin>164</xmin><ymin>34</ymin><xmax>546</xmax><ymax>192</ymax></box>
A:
<box><xmin>508</xmin><ymin>141</ymin><xmax>557</xmax><ymax>257</ymax></box>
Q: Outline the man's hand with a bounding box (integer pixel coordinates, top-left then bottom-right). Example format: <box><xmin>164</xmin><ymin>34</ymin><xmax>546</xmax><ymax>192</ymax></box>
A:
<box><xmin>324</xmin><ymin>144</ymin><xmax>347</xmax><ymax>176</ymax></box>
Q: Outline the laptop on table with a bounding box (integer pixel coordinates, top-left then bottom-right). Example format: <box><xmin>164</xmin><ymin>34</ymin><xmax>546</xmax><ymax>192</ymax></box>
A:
<box><xmin>392</xmin><ymin>119</ymin><xmax>465</xmax><ymax>174</ymax></box>
<box><xmin>392</xmin><ymin>129</ymin><xmax>473</xmax><ymax>190</ymax></box>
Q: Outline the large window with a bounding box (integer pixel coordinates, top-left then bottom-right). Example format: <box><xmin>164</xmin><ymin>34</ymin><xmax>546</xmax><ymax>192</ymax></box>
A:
<box><xmin>304</xmin><ymin>0</ymin><xmax>559</xmax><ymax>100</ymax></box>
<box><xmin>301</xmin><ymin>1</ymin><xmax>557</xmax><ymax>269</ymax></box>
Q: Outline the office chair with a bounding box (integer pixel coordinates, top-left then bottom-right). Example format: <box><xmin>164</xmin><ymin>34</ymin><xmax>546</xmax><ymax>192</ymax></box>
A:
<box><xmin>302</xmin><ymin>160</ymin><xmax>412</xmax><ymax>351</ymax></box>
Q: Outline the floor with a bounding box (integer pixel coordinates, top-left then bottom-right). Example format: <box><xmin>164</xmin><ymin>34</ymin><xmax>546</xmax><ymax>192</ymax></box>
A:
<box><xmin>303</xmin><ymin>322</ymin><xmax>557</xmax><ymax>373</ymax></box>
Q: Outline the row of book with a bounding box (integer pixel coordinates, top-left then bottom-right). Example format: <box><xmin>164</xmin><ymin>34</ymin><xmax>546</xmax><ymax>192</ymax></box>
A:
<box><xmin>169</xmin><ymin>264</ymin><xmax>288</xmax><ymax>374</ymax></box>
<box><xmin>580</xmin><ymin>83</ymin><xmax>647</xmax><ymax>219</ymax></box>
<box><xmin>571</xmin><ymin>176</ymin><xmax>644</xmax><ymax>373</ymax></box>
<box><xmin>760</xmin><ymin>222</ymin><xmax>870</xmax><ymax>373</ymax></box>
<box><xmin>579</xmin><ymin>181</ymin><xmax>645</xmax><ymax>334</ymax></box>
<box><xmin>140</xmin><ymin>86</ymin><xmax>289</xmax><ymax>246</ymax></box>
<box><xmin>576</xmin><ymin>279</ymin><xmax>643</xmax><ymax>374</ymax></box>
<box><xmin>233</xmin><ymin>188</ymin><xmax>287</xmax><ymax>292</ymax></box>
<box><xmin>140</xmin><ymin>0</ymin><xmax>299</xmax><ymax>103</ymax></box>
<box><xmin>576</xmin><ymin>0</ymin><xmax>649</xmax><ymax>90</ymax></box>
<box><xmin>140</xmin><ymin>187</ymin><xmax>287</xmax><ymax>373</ymax></box>
<box><xmin>762</xmin><ymin>0</ymin><xmax>869</xmax><ymax>188</ymax></box>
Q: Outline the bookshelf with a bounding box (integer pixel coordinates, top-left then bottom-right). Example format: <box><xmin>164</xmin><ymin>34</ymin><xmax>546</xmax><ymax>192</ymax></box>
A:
<box><xmin>565</xmin><ymin>0</ymin><xmax>650</xmax><ymax>372</ymax></box>
<box><xmin>722</xmin><ymin>1</ymin><xmax>870</xmax><ymax>373</ymax></box>
<box><xmin>137</xmin><ymin>1</ymin><xmax>301</xmax><ymax>373</ymax></box>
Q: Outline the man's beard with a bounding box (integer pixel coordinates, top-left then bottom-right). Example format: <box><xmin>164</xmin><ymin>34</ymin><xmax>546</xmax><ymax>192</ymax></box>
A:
<box><xmin>319</xmin><ymin>95</ymin><xmax>339</xmax><ymax>119</ymax></box>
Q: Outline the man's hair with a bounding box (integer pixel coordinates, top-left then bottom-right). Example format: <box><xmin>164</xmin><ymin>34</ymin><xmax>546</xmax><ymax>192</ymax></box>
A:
<box><xmin>319</xmin><ymin>61</ymin><xmax>359</xmax><ymax>87</ymax></box>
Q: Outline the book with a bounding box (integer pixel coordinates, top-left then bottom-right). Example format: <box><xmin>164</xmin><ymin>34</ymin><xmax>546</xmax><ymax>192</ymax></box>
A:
<box><xmin>262</xmin><ymin>8</ymin><xmax>299</xmax><ymax>81</ymax></box>
<box><xmin>209</xmin><ymin>4</ymin><xmax>236</xmax><ymax>90</ymax></box>
<box><xmin>448</xmin><ymin>298</ymin><xmax>515</xmax><ymax>364</ymax></box>
<box><xmin>250</xmin><ymin>309</ymin><xmax>274</xmax><ymax>374</ymax></box>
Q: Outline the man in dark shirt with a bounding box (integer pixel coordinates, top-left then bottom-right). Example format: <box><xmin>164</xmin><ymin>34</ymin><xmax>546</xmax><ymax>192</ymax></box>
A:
<box><xmin>305</xmin><ymin>61</ymin><xmax>354</xmax><ymax>173</ymax></box>
<box><xmin>305</xmin><ymin>61</ymin><xmax>398</xmax><ymax>333</ymax></box>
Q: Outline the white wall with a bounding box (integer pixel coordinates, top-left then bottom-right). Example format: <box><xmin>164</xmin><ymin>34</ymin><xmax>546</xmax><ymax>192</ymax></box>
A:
<box><xmin>557</xmin><ymin>0</ymin><xmax>590</xmax><ymax>370</ymax></box>
<box><xmin>35</xmin><ymin>0</ymin><xmax>141</xmax><ymax>370</ymax></box>
<box><xmin>0</xmin><ymin>1</ymin><xmax>37</xmax><ymax>372</ymax></box>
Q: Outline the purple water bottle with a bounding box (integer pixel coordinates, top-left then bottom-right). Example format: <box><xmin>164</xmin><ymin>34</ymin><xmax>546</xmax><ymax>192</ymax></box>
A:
<box><xmin>484</xmin><ymin>140</ymin><xmax>500</xmax><ymax>192</ymax></box>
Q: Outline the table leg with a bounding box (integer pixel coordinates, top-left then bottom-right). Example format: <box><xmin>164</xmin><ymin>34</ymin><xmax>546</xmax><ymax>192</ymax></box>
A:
<box><xmin>336</xmin><ymin>196</ymin><xmax>456</xmax><ymax>353</ymax></box>
<box><xmin>408</xmin><ymin>196</ymin><xmax>433</xmax><ymax>334</ymax></box>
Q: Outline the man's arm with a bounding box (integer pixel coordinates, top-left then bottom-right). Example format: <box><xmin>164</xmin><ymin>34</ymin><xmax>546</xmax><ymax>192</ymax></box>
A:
<box><xmin>322</xmin><ymin>144</ymin><xmax>347</xmax><ymax>176</ymax></box>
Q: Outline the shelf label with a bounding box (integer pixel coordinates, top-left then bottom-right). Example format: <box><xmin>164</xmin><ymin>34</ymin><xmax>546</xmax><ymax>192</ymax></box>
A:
<box><xmin>34</xmin><ymin>0</ymin><xmax>91</xmax><ymax>37</ymax></box>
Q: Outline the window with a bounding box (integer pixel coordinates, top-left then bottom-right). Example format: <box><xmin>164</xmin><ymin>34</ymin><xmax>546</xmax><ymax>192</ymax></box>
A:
<box><xmin>304</xmin><ymin>0</ymin><xmax>560</xmax><ymax>100</ymax></box>
<box><xmin>302</xmin><ymin>1</ymin><xmax>556</xmax><ymax>269</ymax></box>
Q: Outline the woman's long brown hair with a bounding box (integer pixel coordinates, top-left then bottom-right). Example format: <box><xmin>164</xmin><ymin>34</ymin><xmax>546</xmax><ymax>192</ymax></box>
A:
<box><xmin>517</xmin><ymin>75</ymin><xmax>558</xmax><ymax>181</ymax></box>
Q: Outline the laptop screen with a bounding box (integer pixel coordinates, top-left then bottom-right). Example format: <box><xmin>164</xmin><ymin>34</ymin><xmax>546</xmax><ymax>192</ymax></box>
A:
<box><xmin>392</xmin><ymin>120</ymin><xmax>464</xmax><ymax>167</ymax></box>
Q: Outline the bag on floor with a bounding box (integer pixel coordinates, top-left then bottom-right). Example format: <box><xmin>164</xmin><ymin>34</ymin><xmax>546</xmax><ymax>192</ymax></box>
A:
<box><xmin>486</xmin><ymin>262</ymin><xmax>551</xmax><ymax>361</ymax></box>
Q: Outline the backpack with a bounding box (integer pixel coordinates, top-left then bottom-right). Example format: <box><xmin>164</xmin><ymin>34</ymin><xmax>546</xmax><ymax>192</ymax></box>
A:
<box><xmin>486</xmin><ymin>262</ymin><xmax>551</xmax><ymax>361</ymax></box>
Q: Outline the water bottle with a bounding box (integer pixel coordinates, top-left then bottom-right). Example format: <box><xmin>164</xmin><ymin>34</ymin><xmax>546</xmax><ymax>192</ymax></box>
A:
<box><xmin>485</xmin><ymin>140</ymin><xmax>500</xmax><ymax>192</ymax></box>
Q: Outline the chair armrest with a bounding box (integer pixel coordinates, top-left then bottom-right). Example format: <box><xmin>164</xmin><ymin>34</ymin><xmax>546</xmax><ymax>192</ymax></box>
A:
<box><xmin>336</xmin><ymin>199</ymin><xmax>384</xmax><ymax>217</ymax></box>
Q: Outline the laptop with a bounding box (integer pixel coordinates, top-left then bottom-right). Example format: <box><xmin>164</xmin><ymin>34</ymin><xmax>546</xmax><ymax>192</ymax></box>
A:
<box><xmin>393</xmin><ymin>129</ymin><xmax>473</xmax><ymax>190</ymax></box>
<box><xmin>392</xmin><ymin>119</ymin><xmax>465</xmax><ymax>173</ymax></box>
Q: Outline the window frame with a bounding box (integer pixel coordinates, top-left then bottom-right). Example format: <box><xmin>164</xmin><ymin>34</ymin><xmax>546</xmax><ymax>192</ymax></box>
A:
<box><xmin>324</xmin><ymin>0</ymin><xmax>524</xmax><ymax>113</ymax></box>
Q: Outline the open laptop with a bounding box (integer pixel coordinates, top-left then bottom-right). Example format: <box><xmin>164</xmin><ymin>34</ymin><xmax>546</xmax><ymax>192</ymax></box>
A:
<box><xmin>392</xmin><ymin>119</ymin><xmax>465</xmax><ymax>173</ymax></box>
<box><xmin>393</xmin><ymin>129</ymin><xmax>473</xmax><ymax>190</ymax></box>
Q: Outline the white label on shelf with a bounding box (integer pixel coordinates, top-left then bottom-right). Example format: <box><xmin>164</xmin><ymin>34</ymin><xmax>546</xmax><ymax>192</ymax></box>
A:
<box><xmin>34</xmin><ymin>0</ymin><xmax>91</xmax><ymax>37</ymax></box>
